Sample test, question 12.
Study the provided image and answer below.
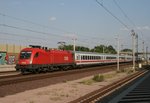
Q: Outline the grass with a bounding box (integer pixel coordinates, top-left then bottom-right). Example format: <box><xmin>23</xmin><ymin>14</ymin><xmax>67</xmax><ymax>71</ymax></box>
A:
<box><xmin>79</xmin><ymin>79</ymin><xmax>95</xmax><ymax>85</ymax></box>
<box><xmin>63</xmin><ymin>80</ymin><xmax>68</xmax><ymax>83</ymax></box>
<box><xmin>79</xmin><ymin>72</ymin><xmax>121</xmax><ymax>85</ymax></box>
<box><xmin>102</xmin><ymin>73</ymin><xmax>117</xmax><ymax>79</ymax></box>
<box><xmin>92</xmin><ymin>74</ymin><xmax>104</xmax><ymax>82</ymax></box>
<box><xmin>79</xmin><ymin>68</ymin><xmax>134</xmax><ymax>86</ymax></box>
<box><xmin>79</xmin><ymin>74</ymin><xmax>105</xmax><ymax>85</ymax></box>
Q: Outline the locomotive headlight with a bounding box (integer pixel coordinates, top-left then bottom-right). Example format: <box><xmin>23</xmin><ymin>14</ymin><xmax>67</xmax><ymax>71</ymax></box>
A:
<box><xmin>29</xmin><ymin>60</ymin><xmax>32</xmax><ymax>64</ymax></box>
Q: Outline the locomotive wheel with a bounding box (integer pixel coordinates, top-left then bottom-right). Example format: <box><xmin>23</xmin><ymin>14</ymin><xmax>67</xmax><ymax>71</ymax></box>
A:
<box><xmin>62</xmin><ymin>66</ymin><xmax>71</xmax><ymax>71</ymax></box>
<box><xmin>21</xmin><ymin>69</ymin><xmax>26</xmax><ymax>75</ymax></box>
<box><xmin>33</xmin><ymin>69</ymin><xmax>40</xmax><ymax>74</ymax></box>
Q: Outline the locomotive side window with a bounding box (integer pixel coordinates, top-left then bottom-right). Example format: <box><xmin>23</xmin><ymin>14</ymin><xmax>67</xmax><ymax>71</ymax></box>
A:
<box><xmin>34</xmin><ymin>52</ymin><xmax>39</xmax><ymax>58</ymax></box>
<box><xmin>20</xmin><ymin>51</ymin><xmax>32</xmax><ymax>59</ymax></box>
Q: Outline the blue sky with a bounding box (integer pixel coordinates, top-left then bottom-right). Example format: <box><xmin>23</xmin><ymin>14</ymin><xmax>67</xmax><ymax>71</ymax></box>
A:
<box><xmin>0</xmin><ymin>0</ymin><xmax>150</xmax><ymax>51</ymax></box>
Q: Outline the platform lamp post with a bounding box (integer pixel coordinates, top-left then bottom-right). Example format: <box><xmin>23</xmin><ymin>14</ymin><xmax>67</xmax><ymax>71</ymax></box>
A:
<box><xmin>146</xmin><ymin>46</ymin><xmax>148</xmax><ymax>65</ymax></box>
<box><xmin>72</xmin><ymin>37</ymin><xmax>77</xmax><ymax>52</ymax></box>
<box><xmin>135</xmin><ymin>34</ymin><xmax>138</xmax><ymax>64</ymax></box>
<box><xmin>117</xmin><ymin>34</ymin><xmax>120</xmax><ymax>72</ymax></box>
<box><xmin>131</xmin><ymin>29</ymin><xmax>136</xmax><ymax>71</ymax></box>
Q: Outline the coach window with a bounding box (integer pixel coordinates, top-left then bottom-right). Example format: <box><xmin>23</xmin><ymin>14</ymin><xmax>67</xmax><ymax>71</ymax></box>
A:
<box><xmin>76</xmin><ymin>55</ymin><xmax>79</xmax><ymax>60</ymax></box>
<box><xmin>88</xmin><ymin>56</ymin><xmax>89</xmax><ymax>60</ymax></box>
<box><xmin>34</xmin><ymin>52</ymin><xmax>39</xmax><ymax>58</ymax></box>
<box><xmin>83</xmin><ymin>56</ymin><xmax>85</xmax><ymax>60</ymax></box>
<box><xmin>96</xmin><ymin>56</ymin><xmax>98</xmax><ymax>60</ymax></box>
<box><xmin>78</xmin><ymin>55</ymin><xmax>80</xmax><ymax>60</ymax></box>
<box><xmin>106</xmin><ymin>57</ymin><xmax>110</xmax><ymax>59</ymax></box>
<box><xmin>86</xmin><ymin>56</ymin><xmax>88</xmax><ymax>60</ymax></box>
<box><xmin>99</xmin><ymin>56</ymin><xmax>101</xmax><ymax>60</ymax></box>
<box><xmin>81</xmin><ymin>56</ymin><xmax>83</xmax><ymax>60</ymax></box>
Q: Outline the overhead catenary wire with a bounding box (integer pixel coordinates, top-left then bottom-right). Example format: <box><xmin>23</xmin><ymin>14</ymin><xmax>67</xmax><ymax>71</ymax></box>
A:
<box><xmin>0</xmin><ymin>23</ymin><xmax>67</xmax><ymax>38</ymax></box>
<box><xmin>113</xmin><ymin>0</ymin><xmax>144</xmax><ymax>45</ymax></box>
<box><xmin>0</xmin><ymin>32</ymin><xmax>103</xmax><ymax>49</ymax></box>
<box><xmin>0</xmin><ymin>12</ymin><xmax>111</xmax><ymax>44</ymax></box>
<box><xmin>0</xmin><ymin>24</ymin><xmax>113</xmax><ymax>48</ymax></box>
<box><xmin>0</xmin><ymin>12</ymin><xmax>73</xmax><ymax>34</ymax></box>
<box><xmin>95</xmin><ymin>0</ymin><xmax>147</xmax><ymax>52</ymax></box>
<box><xmin>0</xmin><ymin>33</ymin><xmax>51</xmax><ymax>46</ymax></box>
<box><xmin>113</xmin><ymin>0</ymin><xmax>136</xmax><ymax>27</ymax></box>
<box><xmin>95</xmin><ymin>0</ymin><xmax>130</xmax><ymax>30</ymax></box>
<box><xmin>0</xmin><ymin>36</ymin><xmax>50</xmax><ymax>46</ymax></box>
<box><xmin>0</xmin><ymin>24</ymin><xmax>109</xmax><ymax>48</ymax></box>
<box><xmin>0</xmin><ymin>31</ymin><xmax>48</xmax><ymax>41</ymax></box>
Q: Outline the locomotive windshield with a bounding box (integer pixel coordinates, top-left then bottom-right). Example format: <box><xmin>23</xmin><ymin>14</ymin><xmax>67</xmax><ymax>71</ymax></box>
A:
<box><xmin>20</xmin><ymin>51</ymin><xmax>32</xmax><ymax>59</ymax></box>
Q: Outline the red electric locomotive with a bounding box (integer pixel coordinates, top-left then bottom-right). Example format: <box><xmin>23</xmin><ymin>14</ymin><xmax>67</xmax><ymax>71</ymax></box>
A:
<box><xmin>16</xmin><ymin>45</ymin><xmax>74</xmax><ymax>74</ymax></box>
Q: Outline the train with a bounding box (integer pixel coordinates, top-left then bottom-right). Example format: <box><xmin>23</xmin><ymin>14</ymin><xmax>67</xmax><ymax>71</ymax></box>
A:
<box><xmin>15</xmin><ymin>45</ymin><xmax>132</xmax><ymax>74</ymax></box>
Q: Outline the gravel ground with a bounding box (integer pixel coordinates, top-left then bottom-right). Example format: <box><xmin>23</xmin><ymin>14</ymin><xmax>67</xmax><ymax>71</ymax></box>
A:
<box><xmin>0</xmin><ymin>71</ymin><xmax>128</xmax><ymax>103</ymax></box>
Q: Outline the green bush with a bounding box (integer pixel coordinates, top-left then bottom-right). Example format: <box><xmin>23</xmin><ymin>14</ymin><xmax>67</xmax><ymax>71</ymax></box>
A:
<box><xmin>92</xmin><ymin>74</ymin><xmax>104</xmax><ymax>82</ymax></box>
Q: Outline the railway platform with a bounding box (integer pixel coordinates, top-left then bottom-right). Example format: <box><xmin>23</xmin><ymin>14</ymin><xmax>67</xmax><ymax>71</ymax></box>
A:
<box><xmin>0</xmin><ymin>65</ymin><xmax>16</xmax><ymax>72</ymax></box>
<box><xmin>108</xmin><ymin>68</ymin><xmax>150</xmax><ymax>103</ymax></box>
<box><xmin>98</xmin><ymin>66</ymin><xmax>150</xmax><ymax>103</ymax></box>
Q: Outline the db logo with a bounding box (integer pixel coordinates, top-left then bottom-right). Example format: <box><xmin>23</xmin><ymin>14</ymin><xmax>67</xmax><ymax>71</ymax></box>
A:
<box><xmin>64</xmin><ymin>56</ymin><xmax>68</xmax><ymax>61</ymax></box>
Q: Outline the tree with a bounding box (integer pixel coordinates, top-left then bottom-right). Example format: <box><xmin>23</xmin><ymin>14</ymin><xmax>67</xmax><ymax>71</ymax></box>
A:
<box><xmin>76</xmin><ymin>46</ymin><xmax>90</xmax><ymax>52</ymax></box>
<box><xmin>59</xmin><ymin>44</ymin><xmax>90</xmax><ymax>52</ymax></box>
<box><xmin>107</xmin><ymin>45</ymin><xmax>117</xmax><ymax>54</ymax></box>
<box><xmin>121</xmin><ymin>49</ymin><xmax>132</xmax><ymax>52</ymax></box>
<box><xmin>91</xmin><ymin>45</ymin><xmax>116</xmax><ymax>54</ymax></box>
<box><xmin>58</xmin><ymin>44</ymin><xmax>123</xmax><ymax>54</ymax></box>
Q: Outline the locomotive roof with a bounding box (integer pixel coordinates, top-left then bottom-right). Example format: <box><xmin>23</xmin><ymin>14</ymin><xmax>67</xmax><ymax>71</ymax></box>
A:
<box><xmin>21</xmin><ymin>47</ymin><xmax>72</xmax><ymax>53</ymax></box>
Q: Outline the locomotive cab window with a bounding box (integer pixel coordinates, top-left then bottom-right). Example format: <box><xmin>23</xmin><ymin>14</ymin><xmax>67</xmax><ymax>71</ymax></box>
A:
<box><xmin>20</xmin><ymin>51</ymin><xmax>32</xmax><ymax>59</ymax></box>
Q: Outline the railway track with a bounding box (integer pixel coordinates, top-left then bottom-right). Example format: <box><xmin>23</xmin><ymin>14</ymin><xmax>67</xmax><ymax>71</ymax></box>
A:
<box><xmin>0</xmin><ymin>63</ymin><xmax>132</xmax><ymax>97</ymax></box>
<box><xmin>69</xmin><ymin>69</ymin><xmax>148</xmax><ymax>103</ymax></box>
<box><xmin>0</xmin><ymin>71</ymin><xmax>20</xmax><ymax>79</ymax></box>
<box><xmin>0</xmin><ymin>63</ymin><xmax>131</xmax><ymax>86</ymax></box>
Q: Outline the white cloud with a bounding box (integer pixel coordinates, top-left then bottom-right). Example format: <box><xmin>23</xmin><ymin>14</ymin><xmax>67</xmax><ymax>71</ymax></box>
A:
<box><xmin>120</xmin><ymin>26</ymin><xmax>150</xmax><ymax>31</ymax></box>
<box><xmin>120</xmin><ymin>28</ymin><xmax>130</xmax><ymax>31</ymax></box>
<box><xmin>136</xmin><ymin>26</ymin><xmax>150</xmax><ymax>30</ymax></box>
<box><xmin>142</xmin><ymin>26</ymin><xmax>150</xmax><ymax>30</ymax></box>
<box><xmin>64</xmin><ymin>34</ymin><xmax>78</xmax><ymax>39</ymax></box>
<box><xmin>49</xmin><ymin>17</ymin><xmax>56</xmax><ymax>21</ymax></box>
